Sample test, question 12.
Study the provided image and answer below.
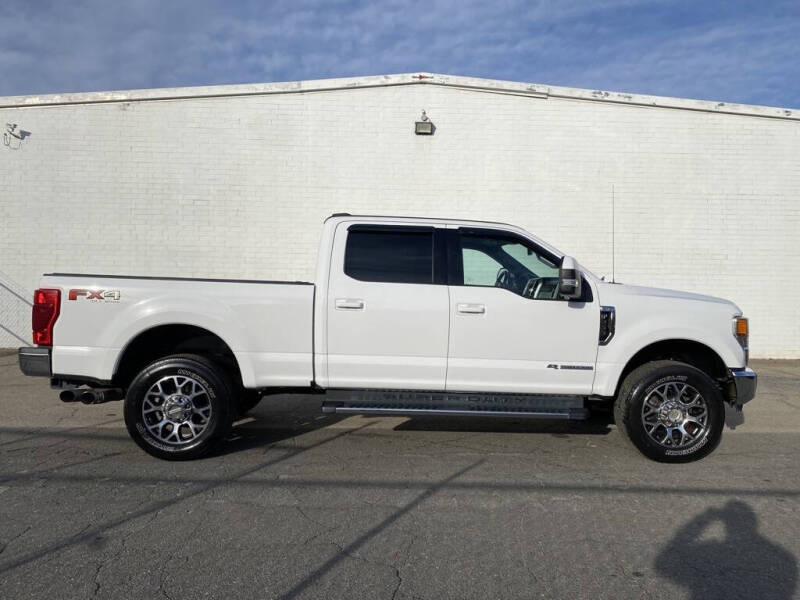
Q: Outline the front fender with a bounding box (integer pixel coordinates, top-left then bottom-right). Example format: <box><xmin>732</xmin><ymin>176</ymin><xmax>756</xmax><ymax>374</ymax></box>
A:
<box><xmin>593</xmin><ymin>313</ymin><xmax>743</xmax><ymax>397</ymax></box>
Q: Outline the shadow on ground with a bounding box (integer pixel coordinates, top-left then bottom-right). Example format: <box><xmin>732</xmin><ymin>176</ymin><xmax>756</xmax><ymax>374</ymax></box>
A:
<box><xmin>394</xmin><ymin>410</ymin><xmax>613</xmax><ymax>435</ymax></box>
<box><xmin>212</xmin><ymin>398</ymin><xmax>345</xmax><ymax>457</ymax></box>
<box><xmin>0</xmin><ymin>397</ymin><xmax>614</xmax><ymax>458</ymax></box>
<box><xmin>656</xmin><ymin>500</ymin><xmax>798</xmax><ymax>599</ymax></box>
<box><xmin>220</xmin><ymin>397</ymin><xmax>614</xmax><ymax>456</ymax></box>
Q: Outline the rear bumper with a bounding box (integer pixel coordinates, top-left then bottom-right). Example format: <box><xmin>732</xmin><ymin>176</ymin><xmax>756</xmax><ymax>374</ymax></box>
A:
<box><xmin>728</xmin><ymin>367</ymin><xmax>757</xmax><ymax>406</ymax></box>
<box><xmin>18</xmin><ymin>347</ymin><xmax>51</xmax><ymax>377</ymax></box>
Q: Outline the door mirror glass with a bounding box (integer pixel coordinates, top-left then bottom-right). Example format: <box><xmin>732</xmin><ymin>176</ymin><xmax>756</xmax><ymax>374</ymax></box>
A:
<box><xmin>558</xmin><ymin>256</ymin><xmax>582</xmax><ymax>299</ymax></box>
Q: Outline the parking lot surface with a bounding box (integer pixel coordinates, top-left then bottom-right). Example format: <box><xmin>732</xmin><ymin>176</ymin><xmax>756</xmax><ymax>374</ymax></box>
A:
<box><xmin>1</xmin><ymin>351</ymin><xmax>799</xmax><ymax>599</ymax></box>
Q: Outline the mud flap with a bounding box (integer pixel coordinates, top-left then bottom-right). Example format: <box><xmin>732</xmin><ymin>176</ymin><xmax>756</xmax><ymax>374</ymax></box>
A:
<box><xmin>724</xmin><ymin>402</ymin><xmax>745</xmax><ymax>429</ymax></box>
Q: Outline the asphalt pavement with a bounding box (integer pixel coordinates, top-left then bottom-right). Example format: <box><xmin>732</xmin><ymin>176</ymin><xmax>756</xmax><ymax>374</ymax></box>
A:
<box><xmin>1</xmin><ymin>350</ymin><xmax>799</xmax><ymax>599</ymax></box>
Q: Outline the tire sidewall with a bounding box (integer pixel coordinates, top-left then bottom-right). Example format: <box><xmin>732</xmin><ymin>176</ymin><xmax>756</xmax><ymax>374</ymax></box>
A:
<box><xmin>622</xmin><ymin>364</ymin><xmax>724</xmax><ymax>463</ymax></box>
<box><xmin>124</xmin><ymin>356</ymin><xmax>232</xmax><ymax>460</ymax></box>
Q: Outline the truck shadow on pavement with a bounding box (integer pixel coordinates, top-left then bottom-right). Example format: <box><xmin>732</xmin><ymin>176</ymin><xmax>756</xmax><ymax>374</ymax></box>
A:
<box><xmin>219</xmin><ymin>398</ymin><xmax>613</xmax><ymax>456</ymax></box>
<box><xmin>213</xmin><ymin>414</ymin><xmax>346</xmax><ymax>457</ymax></box>
<box><xmin>393</xmin><ymin>410</ymin><xmax>613</xmax><ymax>435</ymax></box>
<box><xmin>656</xmin><ymin>500</ymin><xmax>798</xmax><ymax>599</ymax></box>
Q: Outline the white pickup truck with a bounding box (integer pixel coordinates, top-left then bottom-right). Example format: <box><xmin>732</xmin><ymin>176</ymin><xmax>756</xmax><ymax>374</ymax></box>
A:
<box><xmin>18</xmin><ymin>214</ymin><xmax>756</xmax><ymax>462</ymax></box>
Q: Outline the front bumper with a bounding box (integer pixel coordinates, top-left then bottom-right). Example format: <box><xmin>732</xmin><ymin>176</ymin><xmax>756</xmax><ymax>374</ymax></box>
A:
<box><xmin>728</xmin><ymin>367</ymin><xmax>757</xmax><ymax>406</ymax></box>
<box><xmin>18</xmin><ymin>347</ymin><xmax>51</xmax><ymax>377</ymax></box>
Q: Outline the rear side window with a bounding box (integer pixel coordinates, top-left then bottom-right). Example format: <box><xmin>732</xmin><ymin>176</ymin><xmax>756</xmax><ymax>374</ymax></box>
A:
<box><xmin>344</xmin><ymin>229</ymin><xmax>433</xmax><ymax>284</ymax></box>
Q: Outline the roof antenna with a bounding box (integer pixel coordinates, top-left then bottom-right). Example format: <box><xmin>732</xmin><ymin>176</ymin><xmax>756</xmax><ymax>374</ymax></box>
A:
<box><xmin>611</xmin><ymin>183</ymin><xmax>616</xmax><ymax>283</ymax></box>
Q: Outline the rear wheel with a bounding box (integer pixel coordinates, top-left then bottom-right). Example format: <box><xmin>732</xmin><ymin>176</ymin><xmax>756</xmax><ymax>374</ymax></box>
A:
<box><xmin>124</xmin><ymin>354</ymin><xmax>234</xmax><ymax>460</ymax></box>
<box><xmin>614</xmin><ymin>360</ymin><xmax>724</xmax><ymax>463</ymax></box>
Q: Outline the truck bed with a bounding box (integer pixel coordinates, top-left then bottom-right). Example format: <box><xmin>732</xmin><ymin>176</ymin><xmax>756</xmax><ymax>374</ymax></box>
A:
<box><xmin>42</xmin><ymin>273</ymin><xmax>315</xmax><ymax>388</ymax></box>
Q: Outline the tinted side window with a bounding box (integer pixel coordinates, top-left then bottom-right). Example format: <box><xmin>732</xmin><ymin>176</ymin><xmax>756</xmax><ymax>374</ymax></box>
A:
<box><xmin>462</xmin><ymin>248</ymin><xmax>503</xmax><ymax>286</ymax></box>
<box><xmin>459</xmin><ymin>231</ymin><xmax>562</xmax><ymax>300</ymax></box>
<box><xmin>345</xmin><ymin>229</ymin><xmax>433</xmax><ymax>284</ymax></box>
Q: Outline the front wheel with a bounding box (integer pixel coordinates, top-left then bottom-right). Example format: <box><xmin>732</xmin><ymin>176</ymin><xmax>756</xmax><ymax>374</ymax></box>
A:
<box><xmin>124</xmin><ymin>354</ymin><xmax>234</xmax><ymax>460</ymax></box>
<box><xmin>614</xmin><ymin>360</ymin><xmax>725</xmax><ymax>463</ymax></box>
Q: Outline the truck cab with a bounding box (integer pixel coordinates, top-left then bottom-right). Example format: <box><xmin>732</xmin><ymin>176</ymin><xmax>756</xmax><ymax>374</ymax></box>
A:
<box><xmin>319</xmin><ymin>217</ymin><xmax>598</xmax><ymax>394</ymax></box>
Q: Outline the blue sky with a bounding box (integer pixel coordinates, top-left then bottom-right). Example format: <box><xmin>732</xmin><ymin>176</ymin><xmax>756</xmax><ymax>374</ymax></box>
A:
<box><xmin>1</xmin><ymin>0</ymin><xmax>798</xmax><ymax>108</ymax></box>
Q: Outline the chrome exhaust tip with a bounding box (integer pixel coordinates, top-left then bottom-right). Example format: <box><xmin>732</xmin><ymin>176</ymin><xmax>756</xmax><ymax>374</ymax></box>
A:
<box><xmin>78</xmin><ymin>388</ymin><xmax>124</xmax><ymax>405</ymax></box>
<box><xmin>59</xmin><ymin>389</ymin><xmax>79</xmax><ymax>403</ymax></box>
<box><xmin>80</xmin><ymin>390</ymin><xmax>98</xmax><ymax>405</ymax></box>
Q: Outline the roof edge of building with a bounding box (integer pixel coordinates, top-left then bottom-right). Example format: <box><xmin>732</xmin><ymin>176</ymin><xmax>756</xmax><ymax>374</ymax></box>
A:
<box><xmin>0</xmin><ymin>72</ymin><xmax>797</xmax><ymax>121</ymax></box>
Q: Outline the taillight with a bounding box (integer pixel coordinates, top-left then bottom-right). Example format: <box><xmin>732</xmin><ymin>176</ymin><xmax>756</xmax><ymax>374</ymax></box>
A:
<box><xmin>32</xmin><ymin>288</ymin><xmax>60</xmax><ymax>346</ymax></box>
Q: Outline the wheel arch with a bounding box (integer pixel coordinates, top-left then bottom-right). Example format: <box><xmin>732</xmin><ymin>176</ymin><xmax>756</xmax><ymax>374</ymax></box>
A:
<box><xmin>614</xmin><ymin>338</ymin><xmax>728</xmax><ymax>398</ymax></box>
<box><xmin>112</xmin><ymin>323</ymin><xmax>243</xmax><ymax>391</ymax></box>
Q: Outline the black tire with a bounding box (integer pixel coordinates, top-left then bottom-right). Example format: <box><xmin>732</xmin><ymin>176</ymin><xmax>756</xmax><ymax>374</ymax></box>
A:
<box><xmin>614</xmin><ymin>360</ymin><xmax>724</xmax><ymax>463</ymax></box>
<box><xmin>236</xmin><ymin>390</ymin><xmax>262</xmax><ymax>417</ymax></box>
<box><xmin>124</xmin><ymin>354</ymin><xmax>234</xmax><ymax>460</ymax></box>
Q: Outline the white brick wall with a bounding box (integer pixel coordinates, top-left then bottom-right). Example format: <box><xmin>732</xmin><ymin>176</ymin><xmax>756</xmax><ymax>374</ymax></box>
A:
<box><xmin>1</xmin><ymin>74</ymin><xmax>798</xmax><ymax>357</ymax></box>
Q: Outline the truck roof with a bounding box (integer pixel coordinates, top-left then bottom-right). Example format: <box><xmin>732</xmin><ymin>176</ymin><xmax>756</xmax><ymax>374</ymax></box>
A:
<box><xmin>325</xmin><ymin>212</ymin><xmax>516</xmax><ymax>228</ymax></box>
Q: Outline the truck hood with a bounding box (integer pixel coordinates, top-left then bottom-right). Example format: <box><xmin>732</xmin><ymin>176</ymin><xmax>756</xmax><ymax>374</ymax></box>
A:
<box><xmin>596</xmin><ymin>282</ymin><xmax>741</xmax><ymax>314</ymax></box>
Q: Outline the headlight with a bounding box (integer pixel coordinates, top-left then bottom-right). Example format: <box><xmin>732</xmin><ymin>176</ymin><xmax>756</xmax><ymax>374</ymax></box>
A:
<box><xmin>733</xmin><ymin>317</ymin><xmax>749</xmax><ymax>364</ymax></box>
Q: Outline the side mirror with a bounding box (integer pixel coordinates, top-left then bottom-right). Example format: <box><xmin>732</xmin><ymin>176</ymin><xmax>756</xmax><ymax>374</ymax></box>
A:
<box><xmin>558</xmin><ymin>256</ymin><xmax>582</xmax><ymax>300</ymax></box>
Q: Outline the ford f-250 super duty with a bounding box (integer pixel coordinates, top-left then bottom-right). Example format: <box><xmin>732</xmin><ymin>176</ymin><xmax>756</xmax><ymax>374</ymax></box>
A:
<box><xmin>18</xmin><ymin>214</ymin><xmax>756</xmax><ymax>462</ymax></box>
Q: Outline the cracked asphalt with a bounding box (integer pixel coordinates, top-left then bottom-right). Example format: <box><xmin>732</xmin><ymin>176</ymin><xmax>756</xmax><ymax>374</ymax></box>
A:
<box><xmin>1</xmin><ymin>350</ymin><xmax>799</xmax><ymax>599</ymax></box>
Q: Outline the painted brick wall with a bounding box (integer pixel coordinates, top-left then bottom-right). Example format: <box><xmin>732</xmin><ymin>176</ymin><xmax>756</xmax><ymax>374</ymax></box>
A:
<box><xmin>1</xmin><ymin>80</ymin><xmax>798</xmax><ymax>357</ymax></box>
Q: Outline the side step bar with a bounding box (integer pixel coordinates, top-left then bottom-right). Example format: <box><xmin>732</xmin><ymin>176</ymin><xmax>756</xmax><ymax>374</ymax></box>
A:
<box><xmin>322</xmin><ymin>389</ymin><xmax>589</xmax><ymax>420</ymax></box>
<box><xmin>323</xmin><ymin>405</ymin><xmax>589</xmax><ymax>419</ymax></box>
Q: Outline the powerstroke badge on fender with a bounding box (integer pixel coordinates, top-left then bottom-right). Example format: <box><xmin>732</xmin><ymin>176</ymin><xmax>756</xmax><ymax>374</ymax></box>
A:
<box><xmin>68</xmin><ymin>289</ymin><xmax>121</xmax><ymax>302</ymax></box>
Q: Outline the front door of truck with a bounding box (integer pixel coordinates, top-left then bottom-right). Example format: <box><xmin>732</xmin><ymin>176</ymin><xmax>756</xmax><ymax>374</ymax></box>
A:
<box><xmin>326</xmin><ymin>222</ymin><xmax>450</xmax><ymax>390</ymax></box>
<box><xmin>446</xmin><ymin>227</ymin><xmax>599</xmax><ymax>395</ymax></box>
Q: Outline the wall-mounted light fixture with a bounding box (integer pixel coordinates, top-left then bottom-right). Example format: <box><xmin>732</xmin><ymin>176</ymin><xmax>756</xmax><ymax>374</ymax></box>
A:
<box><xmin>414</xmin><ymin>110</ymin><xmax>434</xmax><ymax>135</ymax></box>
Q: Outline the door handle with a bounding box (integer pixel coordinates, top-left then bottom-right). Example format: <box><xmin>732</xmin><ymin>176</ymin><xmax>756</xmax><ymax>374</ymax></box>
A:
<box><xmin>457</xmin><ymin>303</ymin><xmax>485</xmax><ymax>314</ymax></box>
<box><xmin>335</xmin><ymin>298</ymin><xmax>365</xmax><ymax>310</ymax></box>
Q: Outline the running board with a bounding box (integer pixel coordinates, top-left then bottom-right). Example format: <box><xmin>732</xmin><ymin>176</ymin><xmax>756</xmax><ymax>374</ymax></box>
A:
<box><xmin>323</xmin><ymin>406</ymin><xmax>589</xmax><ymax>419</ymax></box>
<box><xmin>322</xmin><ymin>389</ymin><xmax>589</xmax><ymax>420</ymax></box>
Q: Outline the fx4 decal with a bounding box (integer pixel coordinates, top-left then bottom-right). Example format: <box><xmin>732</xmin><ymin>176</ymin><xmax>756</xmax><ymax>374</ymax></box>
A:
<box><xmin>68</xmin><ymin>289</ymin><xmax>121</xmax><ymax>302</ymax></box>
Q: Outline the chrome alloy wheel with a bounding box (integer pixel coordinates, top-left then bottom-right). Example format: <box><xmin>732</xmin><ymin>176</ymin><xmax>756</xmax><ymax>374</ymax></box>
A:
<box><xmin>142</xmin><ymin>375</ymin><xmax>212</xmax><ymax>446</ymax></box>
<box><xmin>641</xmin><ymin>382</ymin><xmax>709</xmax><ymax>449</ymax></box>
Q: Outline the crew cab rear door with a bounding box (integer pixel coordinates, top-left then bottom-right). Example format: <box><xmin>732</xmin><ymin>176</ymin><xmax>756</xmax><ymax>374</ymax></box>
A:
<box><xmin>446</xmin><ymin>227</ymin><xmax>599</xmax><ymax>395</ymax></box>
<box><xmin>325</xmin><ymin>222</ymin><xmax>450</xmax><ymax>389</ymax></box>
